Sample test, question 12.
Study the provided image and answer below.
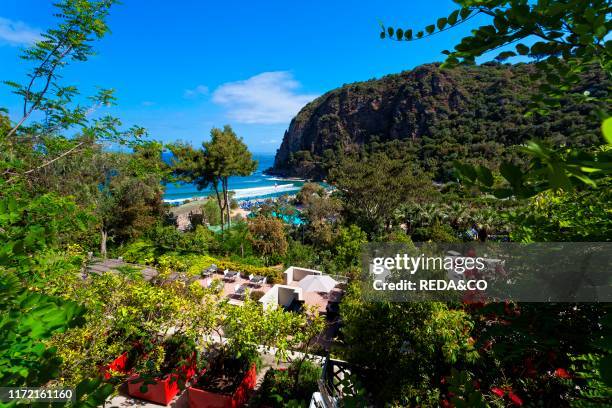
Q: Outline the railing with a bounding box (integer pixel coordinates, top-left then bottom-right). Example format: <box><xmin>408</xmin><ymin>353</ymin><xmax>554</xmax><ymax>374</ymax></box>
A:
<box><xmin>316</xmin><ymin>356</ymin><xmax>355</xmax><ymax>407</ymax></box>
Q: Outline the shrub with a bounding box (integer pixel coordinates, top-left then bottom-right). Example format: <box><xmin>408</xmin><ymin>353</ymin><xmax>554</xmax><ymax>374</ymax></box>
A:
<box><xmin>249</xmin><ymin>290</ymin><xmax>265</xmax><ymax>302</ymax></box>
<box><xmin>254</xmin><ymin>361</ymin><xmax>322</xmax><ymax>407</ymax></box>
<box><xmin>120</xmin><ymin>240</ymin><xmax>157</xmax><ymax>264</ymax></box>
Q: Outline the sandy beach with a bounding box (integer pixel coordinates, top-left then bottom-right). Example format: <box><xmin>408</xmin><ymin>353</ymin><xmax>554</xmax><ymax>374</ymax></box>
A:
<box><xmin>170</xmin><ymin>198</ymin><xmax>251</xmax><ymax>230</ymax></box>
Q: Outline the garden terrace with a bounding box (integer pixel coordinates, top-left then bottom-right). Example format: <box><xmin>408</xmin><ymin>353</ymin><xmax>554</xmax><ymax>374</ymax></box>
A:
<box><xmin>197</xmin><ymin>271</ymin><xmax>273</xmax><ymax>306</ymax></box>
<box><xmin>261</xmin><ymin>267</ymin><xmax>345</xmax><ymax>315</ymax></box>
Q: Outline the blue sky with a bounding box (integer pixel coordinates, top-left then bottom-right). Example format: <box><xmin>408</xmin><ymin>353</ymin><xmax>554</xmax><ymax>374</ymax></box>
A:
<box><xmin>0</xmin><ymin>1</ymin><xmax>491</xmax><ymax>153</ymax></box>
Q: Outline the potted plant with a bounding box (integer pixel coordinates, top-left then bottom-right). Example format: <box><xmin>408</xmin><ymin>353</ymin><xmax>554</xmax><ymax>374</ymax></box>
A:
<box><xmin>128</xmin><ymin>335</ymin><xmax>202</xmax><ymax>405</ymax></box>
<box><xmin>187</xmin><ymin>355</ymin><xmax>258</xmax><ymax>408</ymax></box>
<box><xmin>186</xmin><ymin>298</ymin><xmax>266</xmax><ymax>408</ymax></box>
<box><xmin>99</xmin><ymin>335</ymin><xmax>146</xmax><ymax>380</ymax></box>
<box><xmin>251</xmin><ymin>360</ymin><xmax>322</xmax><ymax>407</ymax></box>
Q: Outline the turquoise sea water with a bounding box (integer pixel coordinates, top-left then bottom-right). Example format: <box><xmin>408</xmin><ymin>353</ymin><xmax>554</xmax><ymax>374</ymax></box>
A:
<box><xmin>163</xmin><ymin>153</ymin><xmax>306</xmax><ymax>204</ymax></box>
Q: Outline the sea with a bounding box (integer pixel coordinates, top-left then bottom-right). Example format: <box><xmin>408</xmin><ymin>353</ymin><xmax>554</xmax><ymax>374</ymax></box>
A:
<box><xmin>162</xmin><ymin>153</ymin><xmax>306</xmax><ymax>205</ymax></box>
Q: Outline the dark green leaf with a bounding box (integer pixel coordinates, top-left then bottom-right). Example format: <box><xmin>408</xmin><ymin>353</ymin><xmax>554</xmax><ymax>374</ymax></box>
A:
<box><xmin>475</xmin><ymin>165</ymin><xmax>494</xmax><ymax>187</ymax></box>
<box><xmin>602</xmin><ymin>117</ymin><xmax>612</xmax><ymax>145</ymax></box>
<box><xmin>500</xmin><ymin>162</ymin><xmax>523</xmax><ymax>187</ymax></box>
<box><xmin>599</xmin><ymin>354</ymin><xmax>612</xmax><ymax>387</ymax></box>
<box><xmin>459</xmin><ymin>8</ymin><xmax>472</xmax><ymax>20</ymax></box>
<box><xmin>437</xmin><ymin>18</ymin><xmax>447</xmax><ymax>30</ymax></box>
<box><xmin>516</xmin><ymin>43</ymin><xmax>529</xmax><ymax>55</ymax></box>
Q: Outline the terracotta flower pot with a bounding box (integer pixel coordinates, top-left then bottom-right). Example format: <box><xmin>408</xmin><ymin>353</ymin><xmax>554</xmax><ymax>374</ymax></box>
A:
<box><xmin>101</xmin><ymin>352</ymin><xmax>130</xmax><ymax>380</ymax></box>
<box><xmin>187</xmin><ymin>363</ymin><xmax>257</xmax><ymax>408</ymax></box>
<box><xmin>127</xmin><ymin>355</ymin><xmax>198</xmax><ymax>405</ymax></box>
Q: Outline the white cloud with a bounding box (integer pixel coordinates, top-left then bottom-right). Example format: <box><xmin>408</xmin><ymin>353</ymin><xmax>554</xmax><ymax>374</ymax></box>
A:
<box><xmin>0</xmin><ymin>17</ymin><xmax>41</xmax><ymax>46</ymax></box>
<box><xmin>212</xmin><ymin>71</ymin><xmax>317</xmax><ymax>124</ymax></box>
<box><xmin>183</xmin><ymin>85</ymin><xmax>209</xmax><ymax>98</ymax></box>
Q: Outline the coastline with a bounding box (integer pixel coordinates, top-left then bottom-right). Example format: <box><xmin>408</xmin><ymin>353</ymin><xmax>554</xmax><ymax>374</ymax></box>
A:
<box><xmin>163</xmin><ymin>179</ymin><xmax>307</xmax><ymax>205</ymax></box>
<box><xmin>163</xmin><ymin>153</ymin><xmax>308</xmax><ymax>205</ymax></box>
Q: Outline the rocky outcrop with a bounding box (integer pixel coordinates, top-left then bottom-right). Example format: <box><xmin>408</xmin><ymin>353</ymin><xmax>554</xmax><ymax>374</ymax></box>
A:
<box><xmin>271</xmin><ymin>63</ymin><xmax>605</xmax><ymax>180</ymax></box>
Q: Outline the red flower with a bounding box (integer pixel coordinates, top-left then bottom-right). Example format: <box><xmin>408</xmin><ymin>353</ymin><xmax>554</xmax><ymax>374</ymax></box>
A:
<box><xmin>440</xmin><ymin>399</ymin><xmax>453</xmax><ymax>408</ymax></box>
<box><xmin>508</xmin><ymin>391</ymin><xmax>523</xmax><ymax>406</ymax></box>
<box><xmin>491</xmin><ymin>387</ymin><xmax>505</xmax><ymax>398</ymax></box>
<box><xmin>554</xmin><ymin>368</ymin><xmax>571</xmax><ymax>379</ymax></box>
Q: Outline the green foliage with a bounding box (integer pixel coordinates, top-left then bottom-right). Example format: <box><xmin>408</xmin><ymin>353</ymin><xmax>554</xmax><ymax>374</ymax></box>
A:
<box><xmin>413</xmin><ymin>221</ymin><xmax>461</xmax><ymax>243</ymax></box>
<box><xmin>445</xmin><ymin>369</ymin><xmax>487</xmax><ymax>408</ymax></box>
<box><xmin>94</xmin><ymin>146</ymin><xmax>166</xmax><ymax>256</ymax></box>
<box><xmin>338</xmin><ymin>284</ymin><xmax>478</xmax><ymax>405</ymax></box>
<box><xmin>508</xmin><ymin>184</ymin><xmax>612</xmax><ymax>242</ymax></box>
<box><xmin>330</xmin><ymin>151</ymin><xmax>436</xmax><ymax>235</ymax></box>
<box><xmin>2</xmin><ymin>0</ymin><xmax>146</xmax><ymax>186</ymax></box>
<box><xmin>297</xmin><ymin>183</ymin><xmax>343</xmax><ymax>248</ymax></box>
<box><xmin>169</xmin><ymin>125</ymin><xmax>256</xmax><ymax>232</ymax></box>
<box><xmin>247</xmin><ymin>216</ymin><xmax>288</xmax><ymax>265</ymax></box>
<box><xmin>455</xmin><ymin>142</ymin><xmax>612</xmax><ymax>198</ymax></box>
<box><xmin>283</xmin><ymin>239</ymin><xmax>319</xmax><ymax>269</ymax></box>
<box><xmin>383</xmin><ymin>1</ymin><xmax>610</xmax><ymax>99</ymax></box>
<box><xmin>143</xmin><ymin>223</ymin><xmax>216</xmax><ymax>254</ymax></box>
<box><xmin>48</xmin><ymin>271</ymin><xmax>218</xmax><ymax>385</ymax></box>
<box><xmin>119</xmin><ymin>244</ymin><xmax>284</xmax><ymax>283</ymax></box>
<box><xmin>333</xmin><ymin>225</ymin><xmax>367</xmax><ymax>271</ymax></box>
<box><xmin>384</xmin><ymin>0</ymin><xmax>612</xmax><ymax>195</ymax></box>
<box><xmin>202</xmin><ymin>198</ymin><xmax>222</xmax><ymax>225</ymax></box>
<box><xmin>468</xmin><ymin>302</ymin><xmax>611</xmax><ymax>406</ymax></box>
<box><xmin>255</xmin><ymin>361</ymin><xmax>322</xmax><ymax>407</ymax></box>
<box><xmin>0</xmin><ymin>271</ymin><xmax>84</xmax><ymax>386</ymax></box>
<box><xmin>0</xmin><ymin>189</ymin><xmax>92</xmax><ymax>279</ymax></box>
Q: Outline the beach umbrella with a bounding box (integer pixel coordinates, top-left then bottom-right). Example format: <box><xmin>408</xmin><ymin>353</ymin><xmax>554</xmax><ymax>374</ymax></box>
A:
<box><xmin>298</xmin><ymin>275</ymin><xmax>338</xmax><ymax>293</ymax></box>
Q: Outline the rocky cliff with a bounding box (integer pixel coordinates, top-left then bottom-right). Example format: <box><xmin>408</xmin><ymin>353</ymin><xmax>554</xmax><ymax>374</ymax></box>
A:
<box><xmin>271</xmin><ymin>63</ymin><xmax>605</xmax><ymax>180</ymax></box>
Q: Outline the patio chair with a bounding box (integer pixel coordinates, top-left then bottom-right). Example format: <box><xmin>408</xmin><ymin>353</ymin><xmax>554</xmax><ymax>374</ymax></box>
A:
<box><xmin>224</xmin><ymin>269</ymin><xmax>237</xmax><ymax>281</ymax></box>
<box><xmin>234</xmin><ymin>284</ymin><xmax>246</xmax><ymax>297</ymax></box>
<box><xmin>248</xmin><ymin>274</ymin><xmax>266</xmax><ymax>287</ymax></box>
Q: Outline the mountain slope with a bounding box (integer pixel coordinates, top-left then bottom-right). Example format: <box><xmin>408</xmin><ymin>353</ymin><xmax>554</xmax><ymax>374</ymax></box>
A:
<box><xmin>271</xmin><ymin>63</ymin><xmax>606</xmax><ymax>180</ymax></box>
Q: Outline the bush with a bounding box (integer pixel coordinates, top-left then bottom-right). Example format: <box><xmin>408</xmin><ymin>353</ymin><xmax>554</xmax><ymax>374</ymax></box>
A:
<box><xmin>254</xmin><ymin>360</ymin><xmax>322</xmax><ymax>407</ymax></box>
<box><xmin>412</xmin><ymin>222</ymin><xmax>460</xmax><ymax>243</ymax></box>
<box><xmin>249</xmin><ymin>290</ymin><xmax>265</xmax><ymax>302</ymax></box>
<box><xmin>120</xmin><ymin>240</ymin><xmax>157</xmax><ymax>264</ymax></box>
<box><xmin>217</xmin><ymin>259</ymin><xmax>282</xmax><ymax>283</ymax></box>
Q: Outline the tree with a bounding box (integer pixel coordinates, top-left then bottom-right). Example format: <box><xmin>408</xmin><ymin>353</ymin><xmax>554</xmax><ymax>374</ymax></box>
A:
<box><xmin>339</xmin><ymin>285</ymin><xmax>478</xmax><ymax>405</ymax></box>
<box><xmin>169</xmin><ymin>126</ymin><xmax>256</xmax><ymax>234</ymax></box>
<box><xmin>296</xmin><ymin>182</ymin><xmax>326</xmax><ymax>205</ymax></box>
<box><xmin>333</xmin><ymin>225</ymin><xmax>367</xmax><ymax>271</ymax></box>
<box><xmin>205</xmin><ymin>125</ymin><xmax>257</xmax><ymax>229</ymax></box>
<box><xmin>330</xmin><ymin>152</ymin><xmax>436</xmax><ymax>235</ymax></box>
<box><xmin>296</xmin><ymin>183</ymin><xmax>342</xmax><ymax>248</ymax></box>
<box><xmin>202</xmin><ymin>198</ymin><xmax>222</xmax><ymax>226</ymax></box>
<box><xmin>247</xmin><ymin>216</ymin><xmax>288</xmax><ymax>265</ymax></box>
<box><xmin>94</xmin><ymin>143</ymin><xmax>165</xmax><ymax>257</ymax></box>
<box><xmin>2</xmin><ymin>0</ymin><xmax>145</xmax><ymax>185</ymax></box>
